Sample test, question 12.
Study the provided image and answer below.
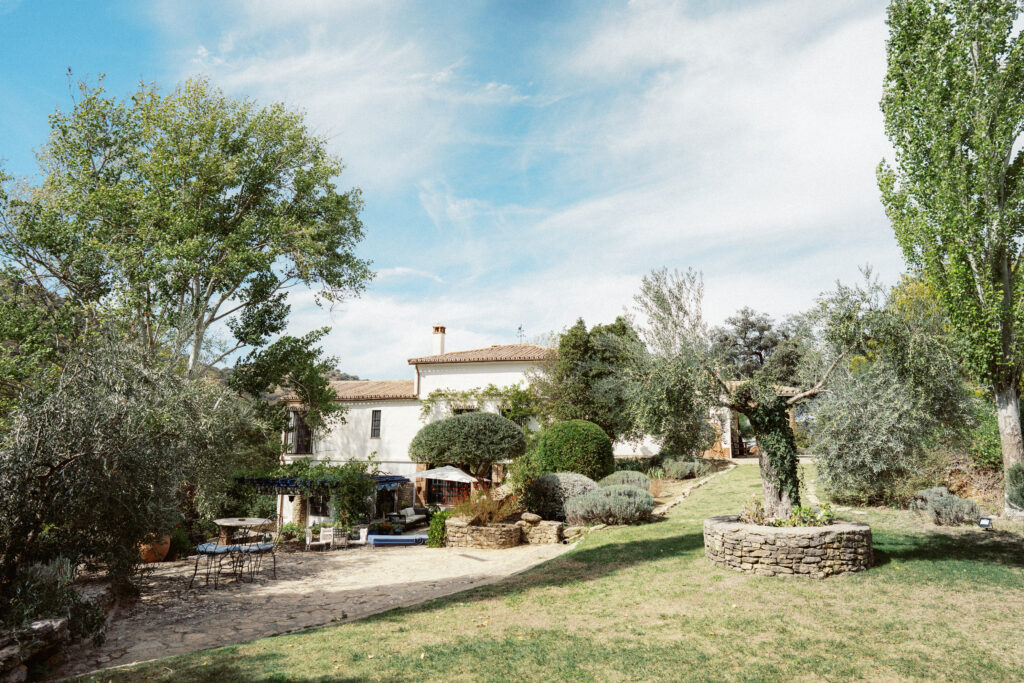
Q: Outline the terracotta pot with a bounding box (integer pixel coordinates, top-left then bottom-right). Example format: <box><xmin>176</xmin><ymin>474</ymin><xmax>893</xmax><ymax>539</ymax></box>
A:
<box><xmin>140</xmin><ymin>535</ymin><xmax>171</xmax><ymax>563</ymax></box>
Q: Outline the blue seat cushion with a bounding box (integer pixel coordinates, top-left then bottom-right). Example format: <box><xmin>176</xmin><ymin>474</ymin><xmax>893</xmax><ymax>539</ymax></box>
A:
<box><xmin>240</xmin><ymin>543</ymin><xmax>276</xmax><ymax>552</ymax></box>
<box><xmin>196</xmin><ymin>542</ymin><xmax>233</xmax><ymax>554</ymax></box>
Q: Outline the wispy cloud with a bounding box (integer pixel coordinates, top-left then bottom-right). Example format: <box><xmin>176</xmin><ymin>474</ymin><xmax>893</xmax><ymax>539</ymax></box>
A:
<box><xmin>376</xmin><ymin>266</ymin><xmax>444</xmax><ymax>284</ymax></box>
<box><xmin>147</xmin><ymin>0</ymin><xmax>902</xmax><ymax>378</ymax></box>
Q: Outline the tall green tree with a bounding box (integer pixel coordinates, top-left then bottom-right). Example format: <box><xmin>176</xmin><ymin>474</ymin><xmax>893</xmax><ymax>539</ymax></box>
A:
<box><xmin>0</xmin><ymin>77</ymin><xmax>367</xmax><ymax>426</ymax></box>
<box><xmin>711</xmin><ymin>307</ymin><xmax>784</xmax><ymax>379</ymax></box>
<box><xmin>878</xmin><ymin>0</ymin><xmax>1024</xmax><ymax>517</ymax></box>
<box><xmin>618</xmin><ymin>268</ymin><xmax>716</xmax><ymax>462</ymax></box>
<box><xmin>536</xmin><ymin>317</ymin><xmax>639</xmax><ymax>442</ymax></box>
<box><xmin>0</xmin><ymin>77</ymin><xmax>370</xmax><ymax>379</ymax></box>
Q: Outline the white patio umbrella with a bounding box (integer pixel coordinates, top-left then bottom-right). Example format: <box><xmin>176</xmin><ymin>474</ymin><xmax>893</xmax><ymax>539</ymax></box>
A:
<box><xmin>410</xmin><ymin>465</ymin><xmax>478</xmax><ymax>483</ymax></box>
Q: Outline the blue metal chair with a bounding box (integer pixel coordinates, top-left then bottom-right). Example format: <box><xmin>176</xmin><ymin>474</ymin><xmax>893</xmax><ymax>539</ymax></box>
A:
<box><xmin>188</xmin><ymin>542</ymin><xmax>235</xmax><ymax>589</ymax></box>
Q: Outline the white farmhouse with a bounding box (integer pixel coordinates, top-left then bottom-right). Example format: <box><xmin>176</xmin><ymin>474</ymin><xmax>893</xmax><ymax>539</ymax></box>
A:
<box><xmin>278</xmin><ymin>324</ymin><xmax>738</xmax><ymax>525</ymax></box>
<box><xmin>280</xmin><ymin>326</ymin><xmax>554</xmax><ymax>523</ymax></box>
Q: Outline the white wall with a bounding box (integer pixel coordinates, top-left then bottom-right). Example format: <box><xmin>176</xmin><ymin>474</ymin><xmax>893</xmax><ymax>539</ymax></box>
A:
<box><xmin>612</xmin><ymin>435</ymin><xmax>662</xmax><ymax>457</ymax></box>
<box><xmin>418</xmin><ymin>361</ymin><xmax>534</xmax><ymax>395</ymax></box>
<box><xmin>308</xmin><ymin>399</ymin><xmax>424</xmax><ymax>477</ymax></box>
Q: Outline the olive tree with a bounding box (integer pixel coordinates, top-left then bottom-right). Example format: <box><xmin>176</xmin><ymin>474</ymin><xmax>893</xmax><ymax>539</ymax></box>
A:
<box><xmin>812</xmin><ymin>275</ymin><xmax>973</xmax><ymax>504</ymax></box>
<box><xmin>0</xmin><ymin>330</ymin><xmax>254</xmax><ymax>598</ymax></box>
<box><xmin>878</xmin><ymin>0</ymin><xmax>1024</xmax><ymax>517</ymax></box>
<box><xmin>623</xmin><ymin>268</ymin><xmax>844</xmax><ymax>518</ymax></box>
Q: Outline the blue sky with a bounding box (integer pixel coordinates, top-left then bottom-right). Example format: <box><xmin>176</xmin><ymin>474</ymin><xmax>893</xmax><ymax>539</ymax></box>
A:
<box><xmin>0</xmin><ymin>0</ymin><xmax>902</xmax><ymax>379</ymax></box>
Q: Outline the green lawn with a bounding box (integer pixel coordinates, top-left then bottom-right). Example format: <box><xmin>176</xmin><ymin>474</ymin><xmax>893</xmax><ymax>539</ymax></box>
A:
<box><xmin>77</xmin><ymin>466</ymin><xmax>1024</xmax><ymax>682</ymax></box>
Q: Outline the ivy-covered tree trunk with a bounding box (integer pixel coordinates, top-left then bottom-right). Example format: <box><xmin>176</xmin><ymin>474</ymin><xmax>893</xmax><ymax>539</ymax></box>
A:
<box><xmin>995</xmin><ymin>382</ymin><xmax>1024</xmax><ymax>520</ymax></box>
<box><xmin>746</xmin><ymin>399</ymin><xmax>800</xmax><ymax>519</ymax></box>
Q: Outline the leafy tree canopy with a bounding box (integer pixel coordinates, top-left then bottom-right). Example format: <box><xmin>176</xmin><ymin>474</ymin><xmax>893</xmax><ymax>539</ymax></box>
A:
<box><xmin>533</xmin><ymin>317</ymin><xmax>640</xmax><ymax>442</ymax></box>
<box><xmin>0</xmin><ymin>329</ymin><xmax>256</xmax><ymax>597</ymax></box>
<box><xmin>409</xmin><ymin>412</ymin><xmax>527</xmax><ymax>479</ymax></box>
<box><xmin>711</xmin><ymin>307</ymin><xmax>785</xmax><ymax>379</ymax></box>
<box><xmin>0</xmin><ymin>77</ymin><xmax>371</xmax><ymax>426</ymax></box>
<box><xmin>878</xmin><ymin>0</ymin><xmax>1024</xmax><ymax>515</ymax></box>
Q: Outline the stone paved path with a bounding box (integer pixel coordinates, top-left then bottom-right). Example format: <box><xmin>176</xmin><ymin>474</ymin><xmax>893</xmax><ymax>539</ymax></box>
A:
<box><xmin>54</xmin><ymin>541</ymin><xmax>570</xmax><ymax>680</ymax></box>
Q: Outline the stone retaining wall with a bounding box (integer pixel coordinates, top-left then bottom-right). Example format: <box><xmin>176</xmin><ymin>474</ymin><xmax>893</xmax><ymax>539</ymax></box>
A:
<box><xmin>516</xmin><ymin>519</ymin><xmax>562</xmax><ymax>544</ymax></box>
<box><xmin>703</xmin><ymin>515</ymin><xmax>872</xmax><ymax>578</ymax></box>
<box><xmin>445</xmin><ymin>519</ymin><xmax>521</xmax><ymax>549</ymax></box>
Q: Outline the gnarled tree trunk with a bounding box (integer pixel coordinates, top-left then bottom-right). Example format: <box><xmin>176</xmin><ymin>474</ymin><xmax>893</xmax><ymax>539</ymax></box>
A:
<box><xmin>995</xmin><ymin>382</ymin><xmax>1024</xmax><ymax>520</ymax></box>
<box><xmin>758</xmin><ymin>450</ymin><xmax>796</xmax><ymax>519</ymax></box>
<box><xmin>747</xmin><ymin>399</ymin><xmax>801</xmax><ymax>520</ymax></box>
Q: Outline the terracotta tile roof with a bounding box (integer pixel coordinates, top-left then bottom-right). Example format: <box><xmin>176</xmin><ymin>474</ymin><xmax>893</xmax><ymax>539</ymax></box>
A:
<box><xmin>280</xmin><ymin>379</ymin><xmax>417</xmax><ymax>403</ymax></box>
<box><xmin>329</xmin><ymin>380</ymin><xmax>417</xmax><ymax>401</ymax></box>
<box><xmin>408</xmin><ymin>343</ymin><xmax>556</xmax><ymax>365</ymax></box>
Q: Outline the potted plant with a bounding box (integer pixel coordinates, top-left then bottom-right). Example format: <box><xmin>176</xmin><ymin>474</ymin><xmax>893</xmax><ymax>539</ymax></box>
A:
<box><xmin>368</xmin><ymin>521</ymin><xmax>394</xmax><ymax>536</ymax></box>
<box><xmin>139</xmin><ymin>533</ymin><xmax>171</xmax><ymax>563</ymax></box>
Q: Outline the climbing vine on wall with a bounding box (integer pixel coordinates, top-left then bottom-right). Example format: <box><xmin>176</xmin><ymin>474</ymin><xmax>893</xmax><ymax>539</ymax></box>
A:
<box><xmin>419</xmin><ymin>383</ymin><xmax>542</xmax><ymax>425</ymax></box>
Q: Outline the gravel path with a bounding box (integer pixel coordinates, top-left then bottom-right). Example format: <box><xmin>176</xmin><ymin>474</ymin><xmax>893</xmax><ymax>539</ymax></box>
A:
<box><xmin>54</xmin><ymin>541</ymin><xmax>571</xmax><ymax>679</ymax></box>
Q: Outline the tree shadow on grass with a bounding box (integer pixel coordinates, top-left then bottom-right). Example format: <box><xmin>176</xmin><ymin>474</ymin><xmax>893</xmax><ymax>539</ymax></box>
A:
<box><xmin>74</xmin><ymin>649</ymin><xmax>384</xmax><ymax>682</ymax></box>
<box><xmin>874</xmin><ymin>527</ymin><xmax>1024</xmax><ymax>569</ymax></box>
<box><xmin>390</xmin><ymin>530</ymin><xmax>708</xmax><ymax>615</ymax></box>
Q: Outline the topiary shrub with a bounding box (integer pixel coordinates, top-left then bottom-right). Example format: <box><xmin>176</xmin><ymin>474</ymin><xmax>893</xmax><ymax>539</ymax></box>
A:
<box><xmin>533</xmin><ymin>420</ymin><xmax>614</xmax><ymax>481</ymax></box>
<box><xmin>564</xmin><ymin>485</ymin><xmax>655</xmax><ymax>526</ymax></box>
<box><xmin>427</xmin><ymin>510</ymin><xmax>451</xmax><ymax>548</ymax></box>
<box><xmin>911</xmin><ymin>487</ymin><xmax>979</xmax><ymax>526</ymax></box>
<box><xmin>1007</xmin><ymin>463</ymin><xmax>1024</xmax><ymax>511</ymax></box>
<box><xmin>409</xmin><ymin>412</ymin><xmax>527</xmax><ymax>478</ymax></box>
<box><xmin>598</xmin><ymin>470</ymin><xmax>651</xmax><ymax>491</ymax></box>
<box><xmin>524</xmin><ymin>472</ymin><xmax>598</xmax><ymax>521</ymax></box>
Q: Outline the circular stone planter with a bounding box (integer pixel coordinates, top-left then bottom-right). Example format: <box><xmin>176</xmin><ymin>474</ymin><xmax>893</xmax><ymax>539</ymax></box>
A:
<box><xmin>445</xmin><ymin>518</ymin><xmax>521</xmax><ymax>549</ymax></box>
<box><xmin>703</xmin><ymin>515</ymin><xmax>872</xmax><ymax>578</ymax></box>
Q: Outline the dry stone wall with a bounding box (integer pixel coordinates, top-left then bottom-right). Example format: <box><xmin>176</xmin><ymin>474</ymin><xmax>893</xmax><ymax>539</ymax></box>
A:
<box><xmin>516</xmin><ymin>519</ymin><xmax>562</xmax><ymax>544</ymax></box>
<box><xmin>703</xmin><ymin>515</ymin><xmax>872</xmax><ymax>578</ymax></box>
<box><xmin>445</xmin><ymin>519</ymin><xmax>521</xmax><ymax>549</ymax></box>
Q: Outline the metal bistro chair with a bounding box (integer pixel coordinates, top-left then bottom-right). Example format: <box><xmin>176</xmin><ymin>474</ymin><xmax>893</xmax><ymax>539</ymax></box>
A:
<box><xmin>188</xmin><ymin>540</ymin><xmax>234</xmax><ymax>590</ymax></box>
<box><xmin>242</xmin><ymin>516</ymin><xmax>277</xmax><ymax>582</ymax></box>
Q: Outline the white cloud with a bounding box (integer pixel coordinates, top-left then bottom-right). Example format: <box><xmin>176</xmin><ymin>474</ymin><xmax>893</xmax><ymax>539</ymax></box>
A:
<box><xmin>158</xmin><ymin>1</ymin><xmax>529</xmax><ymax>192</ymax></box>
<box><xmin>150</xmin><ymin>0</ymin><xmax>905</xmax><ymax>377</ymax></box>
<box><xmin>376</xmin><ymin>266</ymin><xmax>444</xmax><ymax>284</ymax></box>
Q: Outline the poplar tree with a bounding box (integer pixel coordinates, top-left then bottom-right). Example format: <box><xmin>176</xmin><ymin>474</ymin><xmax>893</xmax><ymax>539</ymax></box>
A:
<box><xmin>878</xmin><ymin>0</ymin><xmax>1024</xmax><ymax>518</ymax></box>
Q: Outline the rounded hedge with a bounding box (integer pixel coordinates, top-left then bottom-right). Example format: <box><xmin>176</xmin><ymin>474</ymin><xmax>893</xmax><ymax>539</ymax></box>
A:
<box><xmin>564</xmin><ymin>485</ymin><xmax>655</xmax><ymax>526</ymax></box>
<box><xmin>409</xmin><ymin>412</ymin><xmax>527</xmax><ymax>475</ymax></box>
<box><xmin>598</xmin><ymin>470</ymin><xmax>650</xmax><ymax>491</ymax></box>
<box><xmin>533</xmin><ymin>420</ymin><xmax>614</xmax><ymax>481</ymax></box>
<box><xmin>525</xmin><ymin>472</ymin><xmax>598</xmax><ymax>521</ymax></box>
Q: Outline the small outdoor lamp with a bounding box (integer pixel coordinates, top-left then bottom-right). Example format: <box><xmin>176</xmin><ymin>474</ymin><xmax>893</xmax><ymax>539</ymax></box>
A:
<box><xmin>978</xmin><ymin>517</ymin><xmax>993</xmax><ymax>529</ymax></box>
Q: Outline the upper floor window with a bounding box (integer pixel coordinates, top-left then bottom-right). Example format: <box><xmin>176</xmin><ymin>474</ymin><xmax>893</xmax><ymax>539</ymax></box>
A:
<box><xmin>370</xmin><ymin>409</ymin><xmax>382</xmax><ymax>438</ymax></box>
<box><xmin>287</xmin><ymin>411</ymin><xmax>313</xmax><ymax>455</ymax></box>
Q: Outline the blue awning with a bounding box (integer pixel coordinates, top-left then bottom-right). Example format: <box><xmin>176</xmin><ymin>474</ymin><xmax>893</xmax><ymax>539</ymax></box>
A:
<box><xmin>236</xmin><ymin>473</ymin><xmax>409</xmax><ymax>494</ymax></box>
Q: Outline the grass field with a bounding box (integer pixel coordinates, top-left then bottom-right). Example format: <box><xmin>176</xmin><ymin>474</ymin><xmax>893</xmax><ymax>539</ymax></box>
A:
<box><xmin>77</xmin><ymin>466</ymin><xmax>1024</xmax><ymax>682</ymax></box>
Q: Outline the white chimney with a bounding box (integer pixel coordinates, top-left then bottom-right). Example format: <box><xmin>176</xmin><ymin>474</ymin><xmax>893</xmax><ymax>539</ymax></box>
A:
<box><xmin>432</xmin><ymin>324</ymin><xmax>446</xmax><ymax>355</ymax></box>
